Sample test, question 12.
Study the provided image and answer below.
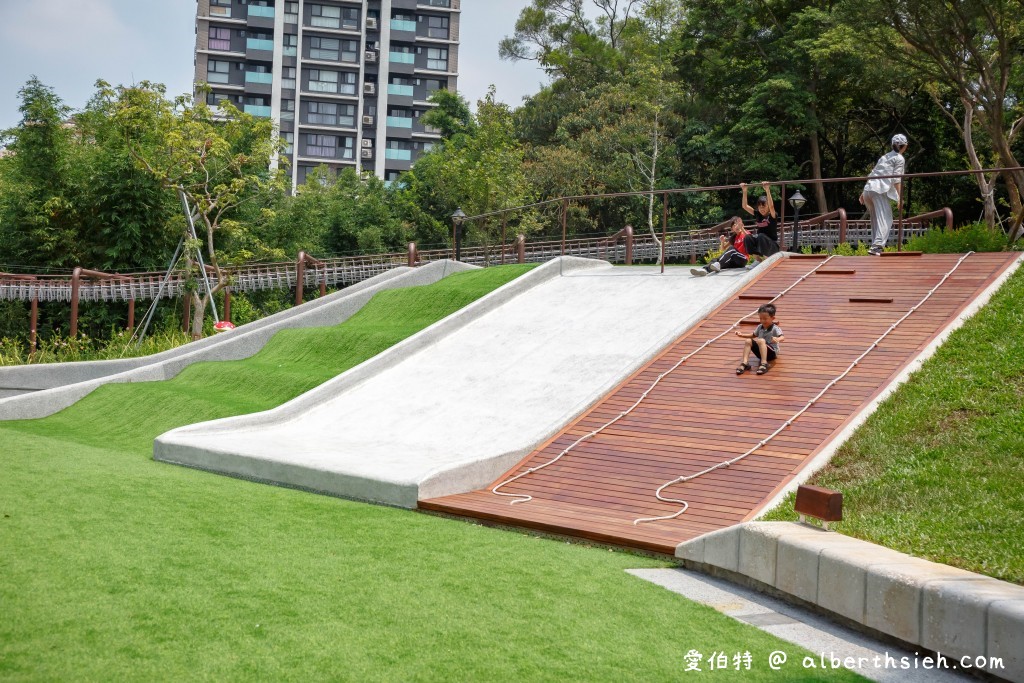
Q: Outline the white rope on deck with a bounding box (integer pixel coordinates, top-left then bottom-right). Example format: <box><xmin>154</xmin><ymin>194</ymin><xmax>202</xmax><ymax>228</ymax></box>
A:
<box><xmin>633</xmin><ymin>251</ymin><xmax>975</xmax><ymax>525</ymax></box>
<box><xmin>490</xmin><ymin>255</ymin><xmax>838</xmax><ymax>505</ymax></box>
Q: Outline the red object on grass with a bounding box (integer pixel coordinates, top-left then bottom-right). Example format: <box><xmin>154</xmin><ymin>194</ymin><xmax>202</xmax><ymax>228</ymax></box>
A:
<box><xmin>213</xmin><ymin>321</ymin><xmax>236</xmax><ymax>333</ymax></box>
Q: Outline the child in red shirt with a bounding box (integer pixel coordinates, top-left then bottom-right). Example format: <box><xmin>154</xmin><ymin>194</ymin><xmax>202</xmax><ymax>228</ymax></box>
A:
<box><xmin>691</xmin><ymin>217</ymin><xmax>750</xmax><ymax>276</ymax></box>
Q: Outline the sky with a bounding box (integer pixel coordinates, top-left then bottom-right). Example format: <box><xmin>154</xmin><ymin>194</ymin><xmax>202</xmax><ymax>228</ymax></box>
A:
<box><xmin>0</xmin><ymin>0</ymin><xmax>548</xmax><ymax>130</ymax></box>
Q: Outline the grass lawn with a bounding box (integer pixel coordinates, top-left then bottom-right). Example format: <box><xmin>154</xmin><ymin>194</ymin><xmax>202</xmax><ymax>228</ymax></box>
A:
<box><xmin>0</xmin><ymin>265</ymin><xmax>862</xmax><ymax>681</ymax></box>
<box><xmin>765</xmin><ymin>258</ymin><xmax>1024</xmax><ymax>585</ymax></box>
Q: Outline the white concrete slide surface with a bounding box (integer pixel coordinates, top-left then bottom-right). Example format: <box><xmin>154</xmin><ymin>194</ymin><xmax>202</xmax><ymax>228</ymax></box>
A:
<box><xmin>0</xmin><ymin>261</ymin><xmax>475</xmax><ymax>420</ymax></box>
<box><xmin>677</xmin><ymin>522</ymin><xmax>1024</xmax><ymax>682</ymax></box>
<box><xmin>155</xmin><ymin>255</ymin><xmax>776</xmax><ymax>508</ymax></box>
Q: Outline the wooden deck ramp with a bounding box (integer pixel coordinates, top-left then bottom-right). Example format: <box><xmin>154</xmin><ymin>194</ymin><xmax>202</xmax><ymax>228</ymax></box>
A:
<box><xmin>420</xmin><ymin>253</ymin><xmax>1019</xmax><ymax>554</ymax></box>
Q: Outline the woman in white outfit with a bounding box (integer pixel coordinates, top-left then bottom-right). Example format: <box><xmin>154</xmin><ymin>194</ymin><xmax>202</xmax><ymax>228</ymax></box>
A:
<box><xmin>859</xmin><ymin>134</ymin><xmax>908</xmax><ymax>255</ymax></box>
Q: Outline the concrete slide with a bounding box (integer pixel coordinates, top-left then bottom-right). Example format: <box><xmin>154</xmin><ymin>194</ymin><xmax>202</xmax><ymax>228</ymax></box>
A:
<box><xmin>155</xmin><ymin>255</ymin><xmax>777</xmax><ymax>507</ymax></box>
<box><xmin>0</xmin><ymin>260</ymin><xmax>475</xmax><ymax>419</ymax></box>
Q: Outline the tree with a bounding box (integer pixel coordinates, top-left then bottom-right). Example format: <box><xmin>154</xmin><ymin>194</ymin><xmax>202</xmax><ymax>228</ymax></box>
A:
<box><xmin>0</xmin><ymin>77</ymin><xmax>84</xmax><ymax>270</ymax></box>
<box><xmin>114</xmin><ymin>83</ymin><xmax>286</xmax><ymax>339</ymax></box>
<box><xmin>404</xmin><ymin>88</ymin><xmax>538</xmax><ymax>251</ymax></box>
<box><xmin>848</xmin><ymin>0</ymin><xmax>1024</xmax><ymax>239</ymax></box>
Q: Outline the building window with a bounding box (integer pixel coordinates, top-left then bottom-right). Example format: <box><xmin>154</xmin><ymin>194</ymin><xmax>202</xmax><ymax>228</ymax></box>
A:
<box><xmin>207</xmin><ymin>60</ymin><xmax>231</xmax><ymax>84</ymax></box>
<box><xmin>310</xmin><ymin>4</ymin><xmax>341</xmax><ymax>28</ymax></box>
<box><xmin>208</xmin><ymin>27</ymin><xmax>232</xmax><ymax>51</ymax></box>
<box><xmin>425</xmin><ymin>0</ymin><xmax>451</xmax><ymax>6</ymax></box>
<box><xmin>281</xmin><ymin>99</ymin><xmax>295</xmax><ymax>121</ymax></box>
<box><xmin>306</xmin><ymin>69</ymin><xmax>356</xmax><ymax>95</ymax></box>
<box><xmin>283</xmin><ymin>33</ymin><xmax>297</xmax><ymax>56</ymax></box>
<box><xmin>421</xmin><ymin>78</ymin><xmax>447</xmax><ymax>97</ymax></box>
<box><xmin>308</xmin><ymin>101</ymin><xmax>339</xmax><ymax>125</ymax></box>
<box><xmin>426</xmin><ymin>47</ymin><xmax>448</xmax><ymax>71</ymax></box>
<box><xmin>307</xmin><ymin>134</ymin><xmax>337</xmax><ymax>158</ymax></box>
<box><xmin>340</xmin><ymin>39</ymin><xmax>358</xmax><ymax>62</ymax></box>
<box><xmin>308</xmin><ymin>69</ymin><xmax>338</xmax><ymax>93</ymax></box>
<box><xmin>310</xmin><ymin>36</ymin><xmax>340</xmax><ymax>60</ymax></box>
<box><xmin>426</xmin><ymin>16</ymin><xmax>449</xmax><ymax>39</ymax></box>
<box><xmin>282</xmin><ymin>67</ymin><xmax>296</xmax><ymax>90</ymax></box>
<box><xmin>284</xmin><ymin>1</ymin><xmax>298</xmax><ymax>24</ymax></box>
<box><xmin>210</xmin><ymin>0</ymin><xmax>232</xmax><ymax>17</ymax></box>
<box><xmin>282</xmin><ymin>132</ymin><xmax>294</xmax><ymax>155</ymax></box>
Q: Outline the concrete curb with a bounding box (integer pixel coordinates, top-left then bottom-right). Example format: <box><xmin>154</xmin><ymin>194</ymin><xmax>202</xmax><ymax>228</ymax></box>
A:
<box><xmin>752</xmin><ymin>252</ymin><xmax>1024</xmax><ymax>518</ymax></box>
<box><xmin>0</xmin><ymin>261</ymin><xmax>475</xmax><ymax>421</ymax></box>
<box><xmin>677</xmin><ymin>522</ymin><xmax>1024</xmax><ymax>681</ymax></box>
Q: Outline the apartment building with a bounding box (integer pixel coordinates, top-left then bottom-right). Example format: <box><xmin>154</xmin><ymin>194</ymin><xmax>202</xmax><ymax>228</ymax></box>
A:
<box><xmin>193</xmin><ymin>0</ymin><xmax>460</xmax><ymax>187</ymax></box>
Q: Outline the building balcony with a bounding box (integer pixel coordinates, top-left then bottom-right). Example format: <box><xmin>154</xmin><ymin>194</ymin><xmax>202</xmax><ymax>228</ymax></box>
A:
<box><xmin>389</xmin><ymin>52</ymin><xmax>415</xmax><ymax>65</ymax></box>
<box><xmin>244</xmin><ymin>105</ymin><xmax>272</xmax><ymax>117</ymax></box>
<box><xmin>246</xmin><ymin>38</ymin><xmax>275</xmax><ymax>51</ymax></box>
<box><xmin>384</xmin><ymin>148</ymin><xmax>412</xmax><ymax>160</ymax></box>
<box><xmin>248</xmin><ymin>6</ymin><xmax>275</xmax><ymax>18</ymax></box>
<box><xmin>390</xmin><ymin>19</ymin><xmax>417</xmax><ymax>32</ymax></box>
<box><xmin>387</xmin><ymin>84</ymin><xmax>414</xmax><ymax>97</ymax></box>
<box><xmin>245</xmin><ymin>72</ymin><xmax>274</xmax><ymax>84</ymax></box>
<box><xmin>386</xmin><ymin>116</ymin><xmax>413</xmax><ymax>129</ymax></box>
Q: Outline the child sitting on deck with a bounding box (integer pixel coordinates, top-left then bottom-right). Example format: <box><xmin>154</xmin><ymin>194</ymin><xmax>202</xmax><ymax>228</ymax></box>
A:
<box><xmin>735</xmin><ymin>304</ymin><xmax>784</xmax><ymax>375</ymax></box>
<box><xmin>690</xmin><ymin>217</ymin><xmax>750</xmax><ymax>277</ymax></box>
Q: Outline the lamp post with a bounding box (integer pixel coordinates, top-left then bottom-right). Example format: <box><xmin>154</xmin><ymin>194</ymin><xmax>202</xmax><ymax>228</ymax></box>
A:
<box><xmin>788</xmin><ymin>190</ymin><xmax>806</xmax><ymax>252</ymax></box>
<box><xmin>451</xmin><ymin>207</ymin><xmax>467</xmax><ymax>261</ymax></box>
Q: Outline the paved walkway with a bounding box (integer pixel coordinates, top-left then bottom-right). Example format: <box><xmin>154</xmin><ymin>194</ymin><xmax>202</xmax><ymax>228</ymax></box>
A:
<box><xmin>629</xmin><ymin>568</ymin><xmax>971</xmax><ymax>682</ymax></box>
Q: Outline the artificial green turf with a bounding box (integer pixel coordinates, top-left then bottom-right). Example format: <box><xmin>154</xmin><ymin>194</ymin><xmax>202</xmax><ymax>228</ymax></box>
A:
<box><xmin>765</xmin><ymin>260</ymin><xmax>1024</xmax><ymax>585</ymax></box>
<box><xmin>0</xmin><ymin>264</ymin><xmax>864</xmax><ymax>681</ymax></box>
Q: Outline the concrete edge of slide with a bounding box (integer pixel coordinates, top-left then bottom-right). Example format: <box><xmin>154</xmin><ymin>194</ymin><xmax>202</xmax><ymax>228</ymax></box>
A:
<box><xmin>414</xmin><ymin>251</ymin><xmax>791</xmax><ymax>501</ymax></box>
<box><xmin>750</xmin><ymin>252</ymin><xmax>1024</xmax><ymax>519</ymax></box>
<box><xmin>676</xmin><ymin>522</ymin><xmax>1024</xmax><ymax>682</ymax></box>
<box><xmin>0</xmin><ymin>260</ymin><xmax>475</xmax><ymax>421</ymax></box>
<box><xmin>0</xmin><ymin>266</ymin><xmax>413</xmax><ymax>396</ymax></box>
<box><xmin>153</xmin><ymin>257</ymin><xmax>609</xmax><ymax>466</ymax></box>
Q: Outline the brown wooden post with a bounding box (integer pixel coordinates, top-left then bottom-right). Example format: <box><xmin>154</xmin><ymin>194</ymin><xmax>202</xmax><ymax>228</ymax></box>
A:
<box><xmin>30</xmin><ymin>296</ymin><xmax>38</xmax><ymax>355</ymax></box>
<box><xmin>943</xmin><ymin>207</ymin><xmax>953</xmax><ymax>230</ymax></box>
<box><xmin>70</xmin><ymin>267</ymin><xmax>82</xmax><ymax>337</ymax></box>
<box><xmin>127</xmin><ymin>298</ymin><xmax>135</xmax><ymax>331</ymax></box>
<box><xmin>295</xmin><ymin>252</ymin><xmax>306</xmax><ymax>306</ymax></box>
<box><xmin>516</xmin><ymin>234</ymin><xmax>526</xmax><ymax>264</ymax></box>
<box><xmin>319</xmin><ymin>270</ymin><xmax>326</xmax><ymax>298</ymax></box>
<box><xmin>223</xmin><ymin>288</ymin><xmax>232</xmax><ymax>323</ymax></box>
<box><xmin>838</xmin><ymin>207</ymin><xmax>848</xmax><ymax>244</ymax></box>
<box><xmin>560</xmin><ymin>198</ymin><xmax>568</xmax><ymax>257</ymax></box>
<box><xmin>408</xmin><ymin>242</ymin><xmax>417</xmax><ymax>268</ymax></box>
<box><xmin>624</xmin><ymin>225</ymin><xmax>634</xmax><ymax>265</ymax></box>
<box><xmin>501</xmin><ymin>215</ymin><xmax>507</xmax><ymax>265</ymax></box>
<box><xmin>661</xmin><ymin>193</ymin><xmax>668</xmax><ymax>273</ymax></box>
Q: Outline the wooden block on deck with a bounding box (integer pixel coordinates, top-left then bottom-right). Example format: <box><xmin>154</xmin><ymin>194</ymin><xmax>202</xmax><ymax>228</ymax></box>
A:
<box><xmin>849</xmin><ymin>297</ymin><xmax>893</xmax><ymax>304</ymax></box>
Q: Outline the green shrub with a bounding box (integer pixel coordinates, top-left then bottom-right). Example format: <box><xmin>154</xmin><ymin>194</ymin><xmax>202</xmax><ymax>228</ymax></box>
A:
<box><xmin>905</xmin><ymin>221</ymin><xmax>1020</xmax><ymax>253</ymax></box>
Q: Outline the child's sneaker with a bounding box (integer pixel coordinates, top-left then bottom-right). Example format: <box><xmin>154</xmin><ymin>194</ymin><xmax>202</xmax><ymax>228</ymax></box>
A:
<box><xmin>690</xmin><ymin>267</ymin><xmax>708</xmax><ymax>277</ymax></box>
<box><xmin>709</xmin><ymin>262</ymin><xmax>722</xmax><ymax>273</ymax></box>
<box><xmin>745</xmin><ymin>262</ymin><xmax>758</xmax><ymax>270</ymax></box>
<box><xmin>868</xmin><ymin>246</ymin><xmax>883</xmax><ymax>256</ymax></box>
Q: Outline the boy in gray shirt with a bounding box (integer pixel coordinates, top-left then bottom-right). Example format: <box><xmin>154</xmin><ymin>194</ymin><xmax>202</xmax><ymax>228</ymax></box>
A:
<box><xmin>735</xmin><ymin>303</ymin><xmax>784</xmax><ymax>375</ymax></box>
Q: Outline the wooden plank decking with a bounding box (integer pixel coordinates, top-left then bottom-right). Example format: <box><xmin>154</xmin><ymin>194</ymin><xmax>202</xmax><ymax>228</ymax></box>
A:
<box><xmin>420</xmin><ymin>253</ymin><xmax>1020</xmax><ymax>555</ymax></box>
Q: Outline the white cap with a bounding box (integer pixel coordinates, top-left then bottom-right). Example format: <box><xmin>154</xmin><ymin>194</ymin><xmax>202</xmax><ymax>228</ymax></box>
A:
<box><xmin>892</xmin><ymin>133</ymin><xmax>908</xmax><ymax>147</ymax></box>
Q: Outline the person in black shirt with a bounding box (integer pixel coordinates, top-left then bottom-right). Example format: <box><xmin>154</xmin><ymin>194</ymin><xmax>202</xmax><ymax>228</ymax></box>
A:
<box><xmin>741</xmin><ymin>182</ymin><xmax>781</xmax><ymax>263</ymax></box>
